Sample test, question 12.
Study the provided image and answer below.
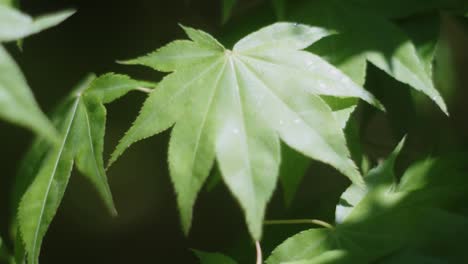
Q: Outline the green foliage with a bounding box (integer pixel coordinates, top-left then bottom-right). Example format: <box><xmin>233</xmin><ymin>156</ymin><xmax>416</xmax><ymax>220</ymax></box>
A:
<box><xmin>2</xmin><ymin>0</ymin><xmax>467</xmax><ymax>263</ymax></box>
<box><xmin>288</xmin><ymin>0</ymin><xmax>448</xmax><ymax>114</ymax></box>
<box><xmin>109</xmin><ymin>23</ymin><xmax>382</xmax><ymax>239</ymax></box>
<box><xmin>267</xmin><ymin>141</ymin><xmax>468</xmax><ymax>263</ymax></box>
<box><xmin>15</xmin><ymin>74</ymin><xmax>151</xmax><ymax>264</ymax></box>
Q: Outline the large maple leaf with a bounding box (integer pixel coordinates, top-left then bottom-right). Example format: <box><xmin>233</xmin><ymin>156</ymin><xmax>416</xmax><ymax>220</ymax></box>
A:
<box><xmin>109</xmin><ymin>23</ymin><xmax>382</xmax><ymax>239</ymax></box>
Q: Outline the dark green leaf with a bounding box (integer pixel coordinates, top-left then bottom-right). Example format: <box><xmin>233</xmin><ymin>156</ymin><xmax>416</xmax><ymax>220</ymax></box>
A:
<box><xmin>290</xmin><ymin>0</ymin><xmax>448</xmax><ymax>114</ymax></box>
<box><xmin>193</xmin><ymin>250</ymin><xmax>237</xmax><ymax>264</ymax></box>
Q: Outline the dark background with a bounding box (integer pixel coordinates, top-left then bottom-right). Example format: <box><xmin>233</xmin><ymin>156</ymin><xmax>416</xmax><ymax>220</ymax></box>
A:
<box><xmin>1</xmin><ymin>0</ymin><xmax>467</xmax><ymax>263</ymax></box>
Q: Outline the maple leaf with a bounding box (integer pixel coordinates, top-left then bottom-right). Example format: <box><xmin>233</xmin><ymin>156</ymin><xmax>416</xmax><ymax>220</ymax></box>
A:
<box><xmin>16</xmin><ymin>74</ymin><xmax>151</xmax><ymax>264</ymax></box>
<box><xmin>109</xmin><ymin>23</ymin><xmax>382</xmax><ymax>239</ymax></box>
<box><xmin>290</xmin><ymin>0</ymin><xmax>449</xmax><ymax>114</ymax></box>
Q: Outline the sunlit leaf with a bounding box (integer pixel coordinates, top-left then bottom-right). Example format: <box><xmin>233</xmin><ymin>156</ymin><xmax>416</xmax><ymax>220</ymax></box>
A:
<box><xmin>335</xmin><ymin>137</ymin><xmax>405</xmax><ymax>223</ymax></box>
<box><xmin>110</xmin><ymin>23</ymin><xmax>381</xmax><ymax>239</ymax></box>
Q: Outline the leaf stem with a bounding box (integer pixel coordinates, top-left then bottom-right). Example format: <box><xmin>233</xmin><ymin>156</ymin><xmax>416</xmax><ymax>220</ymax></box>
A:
<box><xmin>135</xmin><ymin>87</ymin><xmax>152</xmax><ymax>93</ymax></box>
<box><xmin>255</xmin><ymin>241</ymin><xmax>262</xmax><ymax>264</ymax></box>
<box><xmin>264</xmin><ymin>219</ymin><xmax>334</xmax><ymax>229</ymax></box>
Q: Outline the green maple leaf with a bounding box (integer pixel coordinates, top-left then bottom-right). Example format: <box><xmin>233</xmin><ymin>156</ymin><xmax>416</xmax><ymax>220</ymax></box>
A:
<box><xmin>109</xmin><ymin>23</ymin><xmax>382</xmax><ymax>240</ymax></box>
<box><xmin>290</xmin><ymin>0</ymin><xmax>448</xmax><ymax>114</ymax></box>
<box><xmin>17</xmin><ymin>74</ymin><xmax>151</xmax><ymax>264</ymax></box>
<box><xmin>0</xmin><ymin>5</ymin><xmax>75</xmax><ymax>142</ymax></box>
<box><xmin>267</xmin><ymin>141</ymin><xmax>468</xmax><ymax>264</ymax></box>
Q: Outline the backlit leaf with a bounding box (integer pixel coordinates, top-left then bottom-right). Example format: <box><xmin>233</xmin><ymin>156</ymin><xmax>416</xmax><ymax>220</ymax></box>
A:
<box><xmin>110</xmin><ymin>23</ymin><xmax>381</xmax><ymax>239</ymax></box>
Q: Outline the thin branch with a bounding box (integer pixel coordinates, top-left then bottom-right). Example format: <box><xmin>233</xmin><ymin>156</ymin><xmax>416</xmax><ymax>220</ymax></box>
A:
<box><xmin>255</xmin><ymin>241</ymin><xmax>262</xmax><ymax>264</ymax></box>
<box><xmin>264</xmin><ymin>219</ymin><xmax>334</xmax><ymax>229</ymax></box>
<box><xmin>135</xmin><ymin>87</ymin><xmax>153</xmax><ymax>93</ymax></box>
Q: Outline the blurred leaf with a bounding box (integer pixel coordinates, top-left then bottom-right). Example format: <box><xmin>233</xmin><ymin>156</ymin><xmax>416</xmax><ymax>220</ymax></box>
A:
<box><xmin>336</xmin><ymin>137</ymin><xmax>405</xmax><ymax>223</ymax></box>
<box><xmin>0</xmin><ymin>6</ymin><xmax>74</xmax><ymax>142</ymax></box>
<box><xmin>267</xmin><ymin>145</ymin><xmax>468</xmax><ymax>263</ymax></box>
<box><xmin>193</xmin><ymin>250</ymin><xmax>237</xmax><ymax>264</ymax></box>
<box><xmin>0</xmin><ymin>45</ymin><xmax>58</xmax><ymax>143</ymax></box>
<box><xmin>0</xmin><ymin>0</ymin><xmax>14</xmax><ymax>7</ymax></box>
<box><xmin>17</xmin><ymin>74</ymin><xmax>149</xmax><ymax>264</ymax></box>
<box><xmin>290</xmin><ymin>0</ymin><xmax>448</xmax><ymax>114</ymax></box>
<box><xmin>110</xmin><ymin>23</ymin><xmax>382</xmax><ymax>239</ymax></box>
<box><xmin>272</xmin><ymin>24</ymin><xmax>370</xmax><ymax>209</ymax></box>
<box><xmin>222</xmin><ymin>0</ymin><xmax>237</xmax><ymax>24</ymax></box>
<box><xmin>399</xmin><ymin>15</ymin><xmax>440</xmax><ymax>77</ymax></box>
<box><xmin>0</xmin><ymin>6</ymin><xmax>75</xmax><ymax>42</ymax></box>
<box><xmin>398</xmin><ymin>153</ymin><xmax>468</xmax><ymax>193</ymax></box>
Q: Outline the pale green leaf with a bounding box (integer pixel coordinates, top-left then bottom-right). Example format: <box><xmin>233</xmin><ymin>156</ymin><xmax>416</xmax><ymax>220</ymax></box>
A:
<box><xmin>279</xmin><ymin>36</ymin><xmax>366</xmax><ymax>207</ymax></box>
<box><xmin>193</xmin><ymin>250</ymin><xmax>237</xmax><ymax>264</ymax></box>
<box><xmin>0</xmin><ymin>5</ymin><xmax>74</xmax><ymax>42</ymax></box>
<box><xmin>111</xmin><ymin>23</ymin><xmax>381</xmax><ymax>239</ymax></box>
<box><xmin>17</xmin><ymin>74</ymin><xmax>147</xmax><ymax>264</ymax></box>
<box><xmin>0</xmin><ymin>45</ymin><xmax>58</xmax><ymax>142</ymax></box>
